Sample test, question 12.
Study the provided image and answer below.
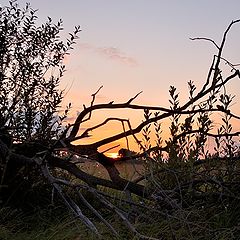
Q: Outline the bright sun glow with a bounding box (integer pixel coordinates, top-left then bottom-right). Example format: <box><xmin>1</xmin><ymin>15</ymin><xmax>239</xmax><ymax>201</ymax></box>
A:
<box><xmin>106</xmin><ymin>153</ymin><xmax>119</xmax><ymax>159</ymax></box>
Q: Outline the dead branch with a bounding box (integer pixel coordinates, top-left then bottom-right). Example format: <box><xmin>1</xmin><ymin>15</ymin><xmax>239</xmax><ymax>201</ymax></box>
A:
<box><xmin>69</xmin><ymin>105</ymin><xmax>240</xmax><ymax>151</ymax></box>
<box><xmin>49</xmin><ymin>155</ymin><xmax>147</xmax><ymax>196</ymax></box>
<box><xmin>189</xmin><ymin>37</ymin><xmax>220</xmax><ymax>49</ymax></box>
<box><xmin>35</xmin><ymin>157</ymin><xmax>101</xmax><ymax>237</ymax></box>
<box><xmin>71</xmin><ymin>117</ymin><xmax>132</xmax><ymax>142</ymax></box>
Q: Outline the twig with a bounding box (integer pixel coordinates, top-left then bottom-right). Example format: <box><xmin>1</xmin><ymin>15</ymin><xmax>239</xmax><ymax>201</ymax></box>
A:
<box><xmin>101</xmin><ymin>144</ymin><xmax>120</xmax><ymax>154</ymax></box>
<box><xmin>126</xmin><ymin>91</ymin><xmax>143</xmax><ymax>104</ymax></box>
<box><xmin>190</xmin><ymin>37</ymin><xmax>220</xmax><ymax>49</ymax></box>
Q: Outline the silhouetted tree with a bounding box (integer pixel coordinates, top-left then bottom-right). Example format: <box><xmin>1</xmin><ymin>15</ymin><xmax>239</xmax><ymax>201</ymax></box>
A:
<box><xmin>0</xmin><ymin>0</ymin><xmax>80</xmax><ymax>206</ymax></box>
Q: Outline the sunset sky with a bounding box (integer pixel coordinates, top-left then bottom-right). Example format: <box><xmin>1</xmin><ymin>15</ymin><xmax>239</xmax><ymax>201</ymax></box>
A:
<box><xmin>2</xmin><ymin>0</ymin><xmax>240</xmax><ymax>153</ymax></box>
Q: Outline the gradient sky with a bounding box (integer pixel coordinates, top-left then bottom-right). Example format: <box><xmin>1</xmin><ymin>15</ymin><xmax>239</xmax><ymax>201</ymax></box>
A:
<box><xmin>2</xmin><ymin>0</ymin><xmax>240</xmax><ymax>153</ymax></box>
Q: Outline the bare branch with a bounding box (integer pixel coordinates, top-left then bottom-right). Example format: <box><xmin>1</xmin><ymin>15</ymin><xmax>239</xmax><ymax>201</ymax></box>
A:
<box><xmin>126</xmin><ymin>91</ymin><xmax>143</xmax><ymax>104</ymax></box>
<box><xmin>101</xmin><ymin>144</ymin><xmax>120</xmax><ymax>154</ymax></box>
<box><xmin>73</xmin><ymin>105</ymin><xmax>240</xmax><ymax>149</ymax></box>
<box><xmin>68</xmin><ymin>86</ymin><xmax>104</xmax><ymax>139</ymax></box>
<box><xmin>35</xmin><ymin>158</ymin><xmax>101</xmax><ymax>237</ymax></box>
<box><xmin>50</xmin><ymin>155</ymin><xmax>147</xmax><ymax>196</ymax></box>
<box><xmin>71</xmin><ymin>117</ymin><xmax>131</xmax><ymax>141</ymax></box>
<box><xmin>190</xmin><ymin>37</ymin><xmax>220</xmax><ymax>49</ymax></box>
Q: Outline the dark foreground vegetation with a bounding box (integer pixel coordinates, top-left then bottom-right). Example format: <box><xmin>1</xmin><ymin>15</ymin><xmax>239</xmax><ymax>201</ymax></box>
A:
<box><xmin>1</xmin><ymin>1</ymin><xmax>240</xmax><ymax>239</ymax></box>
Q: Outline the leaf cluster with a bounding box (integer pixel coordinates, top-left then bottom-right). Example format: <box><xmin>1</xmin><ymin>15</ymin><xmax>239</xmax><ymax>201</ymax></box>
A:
<box><xmin>0</xmin><ymin>0</ymin><xmax>80</xmax><ymax>142</ymax></box>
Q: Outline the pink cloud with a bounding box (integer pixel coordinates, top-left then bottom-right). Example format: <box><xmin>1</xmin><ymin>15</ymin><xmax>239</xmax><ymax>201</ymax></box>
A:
<box><xmin>78</xmin><ymin>43</ymin><xmax>138</xmax><ymax>67</ymax></box>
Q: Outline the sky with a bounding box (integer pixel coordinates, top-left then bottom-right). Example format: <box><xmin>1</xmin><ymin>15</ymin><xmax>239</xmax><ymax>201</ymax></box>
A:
<box><xmin>2</xmin><ymin>0</ymin><xmax>240</xmax><ymax>154</ymax></box>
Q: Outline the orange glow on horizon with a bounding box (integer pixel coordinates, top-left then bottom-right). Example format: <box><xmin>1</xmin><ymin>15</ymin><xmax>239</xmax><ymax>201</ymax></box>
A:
<box><xmin>105</xmin><ymin>152</ymin><xmax>120</xmax><ymax>159</ymax></box>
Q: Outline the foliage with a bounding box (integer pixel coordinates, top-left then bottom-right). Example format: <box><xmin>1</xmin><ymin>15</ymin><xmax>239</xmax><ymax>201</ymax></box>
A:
<box><xmin>0</xmin><ymin>0</ymin><xmax>80</xmax><ymax>142</ymax></box>
<box><xmin>0</xmin><ymin>0</ymin><xmax>79</xmax><ymax>208</ymax></box>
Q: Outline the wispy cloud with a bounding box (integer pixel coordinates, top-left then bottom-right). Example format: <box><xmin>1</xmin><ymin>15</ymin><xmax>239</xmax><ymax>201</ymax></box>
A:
<box><xmin>79</xmin><ymin>43</ymin><xmax>138</xmax><ymax>67</ymax></box>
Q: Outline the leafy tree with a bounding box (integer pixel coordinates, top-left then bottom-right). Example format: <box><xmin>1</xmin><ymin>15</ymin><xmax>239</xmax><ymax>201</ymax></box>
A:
<box><xmin>0</xmin><ymin>0</ymin><xmax>80</xmax><ymax>206</ymax></box>
<box><xmin>0</xmin><ymin>0</ymin><xmax>80</xmax><ymax>142</ymax></box>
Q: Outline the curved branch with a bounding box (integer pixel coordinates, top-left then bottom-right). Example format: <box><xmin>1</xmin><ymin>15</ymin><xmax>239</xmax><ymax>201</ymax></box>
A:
<box><xmin>190</xmin><ymin>37</ymin><xmax>220</xmax><ymax>49</ymax></box>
